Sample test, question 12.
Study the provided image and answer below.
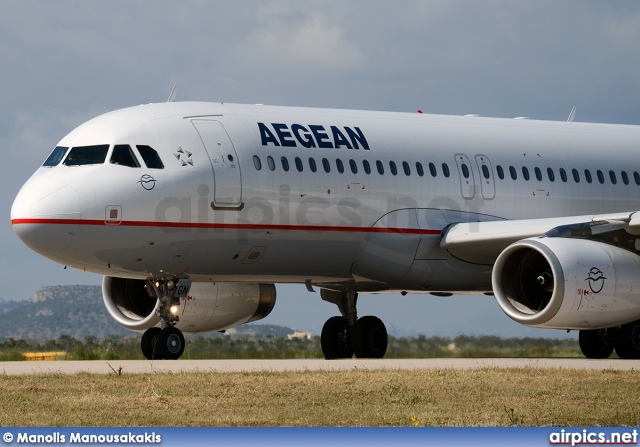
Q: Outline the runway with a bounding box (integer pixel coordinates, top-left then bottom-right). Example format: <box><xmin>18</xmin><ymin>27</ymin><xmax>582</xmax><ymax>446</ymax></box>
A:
<box><xmin>1</xmin><ymin>358</ymin><xmax>639</xmax><ymax>375</ymax></box>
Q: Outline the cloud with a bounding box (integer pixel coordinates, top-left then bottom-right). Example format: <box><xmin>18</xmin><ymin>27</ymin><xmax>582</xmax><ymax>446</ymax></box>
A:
<box><xmin>232</xmin><ymin>5</ymin><xmax>364</xmax><ymax>74</ymax></box>
<box><xmin>604</xmin><ymin>12</ymin><xmax>640</xmax><ymax>47</ymax></box>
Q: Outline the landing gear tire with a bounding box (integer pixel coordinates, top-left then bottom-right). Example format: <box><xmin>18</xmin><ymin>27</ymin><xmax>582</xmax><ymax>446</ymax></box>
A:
<box><xmin>614</xmin><ymin>320</ymin><xmax>640</xmax><ymax>359</ymax></box>
<box><xmin>141</xmin><ymin>327</ymin><xmax>162</xmax><ymax>360</ymax></box>
<box><xmin>321</xmin><ymin>316</ymin><xmax>353</xmax><ymax>359</ymax></box>
<box><xmin>578</xmin><ymin>329</ymin><xmax>613</xmax><ymax>359</ymax></box>
<box><xmin>156</xmin><ymin>326</ymin><xmax>185</xmax><ymax>360</ymax></box>
<box><xmin>352</xmin><ymin>316</ymin><xmax>388</xmax><ymax>359</ymax></box>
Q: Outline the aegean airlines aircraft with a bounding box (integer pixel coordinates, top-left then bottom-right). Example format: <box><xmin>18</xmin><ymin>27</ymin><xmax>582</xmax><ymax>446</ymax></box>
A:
<box><xmin>11</xmin><ymin>100</ymin><xmax>640</xmax><ymax>360</ymax></box>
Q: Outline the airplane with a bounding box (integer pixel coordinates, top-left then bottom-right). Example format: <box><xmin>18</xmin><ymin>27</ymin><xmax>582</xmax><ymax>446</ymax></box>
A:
<box><xmin>10</xmin><ymin>100</ymin><xmax>640</xmax><ymax>360</ymax></box>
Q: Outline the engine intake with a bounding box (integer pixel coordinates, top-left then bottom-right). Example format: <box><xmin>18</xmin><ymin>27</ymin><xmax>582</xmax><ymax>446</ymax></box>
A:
<box><xmin>492</xmin><ymin>237</ymin><xmax>640</xmax><ymax>329</ymax></box>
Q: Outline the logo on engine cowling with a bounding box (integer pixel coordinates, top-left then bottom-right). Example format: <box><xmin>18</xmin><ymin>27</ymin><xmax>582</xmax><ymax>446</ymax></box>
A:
<box><xmin>584</xmin><ymin>267</ymin><xmax>607</xmax><ymax>294</ymax></box>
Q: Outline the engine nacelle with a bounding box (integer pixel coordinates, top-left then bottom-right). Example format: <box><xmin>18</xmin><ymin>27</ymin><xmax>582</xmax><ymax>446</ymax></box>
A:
<box><xmin>492</xmin><ymin>237</ymin><xmax>640</xmax><ymax>329</ymax></box>
<box><xmin>102</xmin><ymin>277</ymin><xmax>276</xmax><ymax>333</ymax></box>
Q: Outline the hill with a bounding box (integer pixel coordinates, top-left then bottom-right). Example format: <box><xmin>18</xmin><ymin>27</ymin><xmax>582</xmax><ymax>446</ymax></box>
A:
<box><xmin>0</xmin><ymin>285</ymin><xmax>296</xmax><ymax>340</ymax></box>
<box><xmin>0</xmin><ymin>298</ymin><xmax>25</xmax><ymax>315</ymax></box>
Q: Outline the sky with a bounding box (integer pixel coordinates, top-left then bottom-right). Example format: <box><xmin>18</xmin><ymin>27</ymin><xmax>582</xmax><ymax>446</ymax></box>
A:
<box><xmin>2</xmin><ymin>1</ymin><xmax>640</xmax><ymax>339</ymax></box>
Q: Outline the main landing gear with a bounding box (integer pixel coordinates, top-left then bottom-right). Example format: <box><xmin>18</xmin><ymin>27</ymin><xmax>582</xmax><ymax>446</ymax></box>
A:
<box><xmin>140</xmin><ymin>278</ymin><xmax>191</xmax><ymax>360</ymax></box>
<box><xmin>579</xmin><ymin>319</ymin><xmax>640</xmax><ymax>359</ymax></box>
<box><xmin>320</xmin><ymin>290</ymin><xmax>388</xmax><ymax>359</ymax></box>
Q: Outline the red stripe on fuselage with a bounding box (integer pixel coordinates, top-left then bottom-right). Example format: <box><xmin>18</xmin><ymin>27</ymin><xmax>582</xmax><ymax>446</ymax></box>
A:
<box><xmin>10</xmin><ymin>218</ymin><xmax>442</xmax><ymax>235</ymax></box>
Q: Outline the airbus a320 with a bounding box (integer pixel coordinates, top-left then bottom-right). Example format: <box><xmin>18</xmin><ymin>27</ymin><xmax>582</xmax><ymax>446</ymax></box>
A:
<box><xmin>11</xmin><ymin>99</ymin><xmax>640</xmax><ymax>360</ymax></box>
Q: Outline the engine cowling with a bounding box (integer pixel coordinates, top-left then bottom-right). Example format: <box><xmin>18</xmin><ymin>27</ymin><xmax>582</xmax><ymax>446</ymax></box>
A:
<box><xmin>102</xmin><ymin>276</ymin><xmax>276</xmax><ymax>333</ymax></box>
<box><xmin>492</xmin><ymin>237</ymin><xmax>640</xmax><ymax>329</ymax></box>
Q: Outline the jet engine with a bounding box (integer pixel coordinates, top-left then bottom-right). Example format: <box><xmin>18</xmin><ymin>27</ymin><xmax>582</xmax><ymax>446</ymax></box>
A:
<box><xmin>492</xmin><ymin>237</ymin><xmax>640</xmax><ymax>329</ymax></box>
<box><xmin>102</xmin><ymin>276</ymin><xmax>276</xmax><ymax>333</ymax></box>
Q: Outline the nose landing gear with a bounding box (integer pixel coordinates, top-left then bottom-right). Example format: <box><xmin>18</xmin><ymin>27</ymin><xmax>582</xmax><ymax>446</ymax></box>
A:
<box><xmin>320</xmin><ymin>290</ymin><xmax>388</xmax><ymax>359</ymax></box>
<box><xmin>140</xmin><ymin>277</ymin><xmax>190</xmax><ymax>360</ymax></box>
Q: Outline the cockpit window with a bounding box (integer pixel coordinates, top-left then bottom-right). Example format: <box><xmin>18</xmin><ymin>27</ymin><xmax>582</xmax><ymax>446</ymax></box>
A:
<box><xmin>42</xmin><ymin>146</ymin><xmax>69</xmax><ymax>167</ymax></box>
<box><xmin>136</xmin><ymin>145</ymin><xmax>164</xmax><ymax>169</ymax></box>
<box><xmin>63</xmin><ymin>144</ymin><xmax>109</xmax><ymax>166</ymax></box>
<box><xmin>110</xmin><ymin>144</ymin><xmax>140</xmax><ymax>168</ymax></box>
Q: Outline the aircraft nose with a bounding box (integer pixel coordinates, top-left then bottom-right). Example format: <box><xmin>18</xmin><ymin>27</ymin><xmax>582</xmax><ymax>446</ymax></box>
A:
<box><xmin>11</xmin><ymin>177</ymin><xmax>81</xmax><ymax>258</ymax></box>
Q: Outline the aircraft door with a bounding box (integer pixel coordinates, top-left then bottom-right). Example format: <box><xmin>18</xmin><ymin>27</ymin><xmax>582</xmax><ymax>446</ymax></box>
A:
<box><xmin>475</xmin><ymin>154</ymin><xmax>495</xmax><ymax>200</ymax></box>
<box><xmin>192</xmin><ymin>120</ymin><xmax>243</xmax><ymax>209</ymax></box>
<box><xmin>454</xmin><ymin>153</ymin><xmax>475</xmax><ymax>199</ymax></box>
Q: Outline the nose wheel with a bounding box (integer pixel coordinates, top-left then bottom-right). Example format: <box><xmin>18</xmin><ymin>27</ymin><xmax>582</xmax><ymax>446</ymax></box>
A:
<box><xmin>140</xmin><ymin>277</ymin><xmax>190</xmax><ymax>360</ymax></box>
<box><xmin>141</xmin><ymin>327</ymin><xmax>162</xmax><ymax>360</ymax></box>
<box><xmin>141</xmin><ymin>326</ymin><xmax>186</xmax><ymax>360</ymax></box>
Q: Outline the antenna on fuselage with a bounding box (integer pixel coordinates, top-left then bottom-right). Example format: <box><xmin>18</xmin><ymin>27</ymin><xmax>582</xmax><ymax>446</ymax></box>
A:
<box><xmin>167</xmin><ymin>84</ymin><xmax>178</xmax><ymax>102</ymax></box>
<box><xmin>567</xmin><ymin>105</ymin><xmax>576</xmax><ymax>122</ymax></box>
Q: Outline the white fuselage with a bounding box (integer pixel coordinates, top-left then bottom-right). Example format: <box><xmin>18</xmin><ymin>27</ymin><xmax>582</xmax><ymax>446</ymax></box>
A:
<box><xmin>11</xmin><ymin>102</ymin><xmax>640</xmax><ymax>293</ymax></box>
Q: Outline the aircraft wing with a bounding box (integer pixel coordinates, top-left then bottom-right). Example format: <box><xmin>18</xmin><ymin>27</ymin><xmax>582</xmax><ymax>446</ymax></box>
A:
<box><xmin>440</xmin><ymin>211</ymin><xmax>640</xmax><ymax>265</ymax></box>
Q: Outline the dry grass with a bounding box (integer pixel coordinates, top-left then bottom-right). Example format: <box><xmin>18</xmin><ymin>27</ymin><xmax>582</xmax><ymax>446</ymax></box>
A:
<box><xmin>0</xmin><ymin>368</ymin><xmax>638</xmax><ymax>426</ymax></box>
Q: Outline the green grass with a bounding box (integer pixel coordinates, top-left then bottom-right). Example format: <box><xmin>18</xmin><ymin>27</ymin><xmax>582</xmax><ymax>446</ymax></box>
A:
<box><xmin>0</xmin><ymin>335</ymin><xmax>583</xmax><ymax>360</ymax></box>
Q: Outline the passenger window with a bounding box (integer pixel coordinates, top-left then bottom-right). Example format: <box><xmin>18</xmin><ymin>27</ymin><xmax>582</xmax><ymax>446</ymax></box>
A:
<box><xmin>622</xmin><ymin>171</ymin><xmax>629</xmax><ymax>185</ymax></box>
<box><xmin>534</xmin><ymin>167</ymin><xmax>542</xmax><ymax>181</ymax></box>
<box><xmin>322</xmin><ymin>158</ymin><xmax>331</xmax><ymax>173</ymax></box>
<box><xmin>610</xmin><ymin>170</ymin><xmax>617</xmax><ymax>185</ymax></box>
<box><xmin>363</xmin><ymin>160</ymin><xmax>371</xmax><ymax>175</ymax></box>
<box><xmin>253</xmin><ymin>155</ymin><xmax>262</xmax><ymax>170</ymax></box>
<box><xmin>281</xmin><ymin>156</ymin><xmax>290</xmax><ymax>172</ymax></box>
<box><xmin>110</xmin><ymin>145</ymin><xmax>140</xmax><ymax>168</ymax></box>
<box><xmin>389</xmin><ymin>161</ymin><xmax>398</xmax><ymax>176</ymax></box>
<box><xmin>522</xmin><ymin>167</ymin><xmax>530</xmax><ymax>181</ymax></box>
<box><xmin>584</xmin><ymin>169</ymin><xmax>592</xmax><ymax>184</ymax></box>
<box><xmin>43</xmin><ymin>146</ymin><xmax>68</xmax><ymax>167</ymax></box>
<box><xmin>267</xmin><ymin>156</ymin><xmax>276</xmax><ymax>171</ymax></box>
<box><xmin>547</xmin><ymin>167</ymin><xmax>555</xmax><ymax>182</ymax></box>
<box><xmin>336</xmin><ymin>159</ymin><xmax>344</xmax><ymax>174</ymax></box>
<box><xmin>64</xmin><ymin>144</ymin><xmax>109</xmax><ymax>166</ymax></box>
<box><xmin>416</xmin><ymin>162</ymin><xmax>424</xmax><ymax>177</ymax></box>
<box><xmin>496</xmin><ymin>165</ymin><xmax>504</xmax><ymax>180</ymax></box>
<box><xmin>295</xmin><ymin>157</ymin><xmax>303</xmax><ymax>172</ymax></box>
<box><xmin>429</xmin><ymin>162</ymin><xmax>437</xmax><ymax>177</ymax></box>
<box><xmin>136</xmin><ymin>145</ymin><xmax>164</xmax><ymax>169</ymax></box>
<box><xmin>402</xmin><ymin>161</ymin><xmax>411</xmax><ymax>176</ymax></box>
<box><xmin>509</xmin><ymin>166</ymin><xmax>517</xmax><ymax>180</ymax></box>
<box><xmin>442</xmin><ymin>163</ymin><xmax>450</xmax><ymax>178</ymax></box>
<box><xmin>560</xmin><ymin>168</ymin><xmax>568</xmax><ymax>182</ymax></box>
<box><xmin>461</xmin><ymin>164</ymin><xmax>470</xmax><ymax>179</ymax></box>
<box><xmin>349</xmin><ymin>159</ymin><xmax>358</xmax><ymax>174</ymax></box>
<box><xmin>376</xmin><ymin>160</ymin><xmax>384</xmax><ymax>175</ymax></box>
<box><xmin>572</xmin><ymin>168</ymin><xmax>580</xmax><ymax>183</ymax></box>
<box><xmin>309</xmin><ymin>157</ymin><xmax>317</xmax><ymax>173</ymax></box>
<box><xmin>635</xmin><ymin>172</ymin><xmax>640</xmax><ymax>185</ymax></box>
<box><xmin>597</xmin><ymin>170</ymin><xmax>604</xmax><ymax>184</ymax></box>
<box><xmin>482</xmin><ymin>165</ymin><xmax>490</xmax><ymax>180</ymax></box>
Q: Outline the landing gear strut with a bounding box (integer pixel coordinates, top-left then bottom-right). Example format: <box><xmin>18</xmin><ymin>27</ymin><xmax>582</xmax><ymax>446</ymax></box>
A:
<box><xmin>320</xmin><ymin>290</ymin><xmax>388</xmax><ymax>359</ymax></box>
<box><xmin>140</xmin><ymin>277</ymin><xmax>190</xmax><ymax>360</ymax></box>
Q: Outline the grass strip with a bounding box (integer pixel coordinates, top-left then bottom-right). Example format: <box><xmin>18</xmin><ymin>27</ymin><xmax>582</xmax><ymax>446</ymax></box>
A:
<box><xmin>0</xmin><ymin>367</ymin><xmax>637</xmax><ymax>426</ymax></box>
